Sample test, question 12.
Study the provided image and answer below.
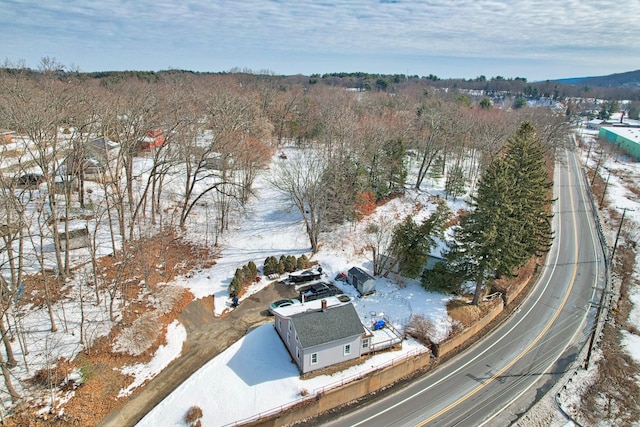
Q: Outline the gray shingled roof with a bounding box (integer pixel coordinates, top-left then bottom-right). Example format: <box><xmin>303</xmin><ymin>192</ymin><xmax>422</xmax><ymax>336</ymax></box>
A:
<box><xmin>291</xmin><ymin>303</ymin><xmax>364</xmax><ymax>349</ymax></box>
<box><xmin>348</xmin><ymin>266</ymin><xmax>374</xmax><ymax>283</ymax></box>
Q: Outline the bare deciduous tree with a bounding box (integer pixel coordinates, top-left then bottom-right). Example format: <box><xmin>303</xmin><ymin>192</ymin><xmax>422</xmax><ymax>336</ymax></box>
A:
<box><xmin>270</xmin><ymin>149</ymin><xmax>328</xmax><ymax>253</ymax></box>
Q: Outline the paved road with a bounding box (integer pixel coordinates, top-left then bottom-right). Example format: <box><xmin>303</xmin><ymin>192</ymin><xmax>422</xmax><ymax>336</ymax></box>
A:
<box><xmin>98</xmin><ymin>281</ymin><xmax>298</xmax><ymax>427</ymax></box>
<box><xmin>322</xmin><ymin>148</ymin><xmax>605</xmax><ymax>427</ymax></box>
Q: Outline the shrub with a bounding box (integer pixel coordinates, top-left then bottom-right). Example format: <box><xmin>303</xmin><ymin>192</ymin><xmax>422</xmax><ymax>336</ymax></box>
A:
<box><xmin>247</xmin><ymin>260</ymin><xmax>258</xmax><ymax>278</ymax></box>
<box><xmin>185</xmin><ymin>405</ymin><xmax>203</xmax><ymax>426</ymax></box>
<box><xmin>405</xmin><ymin>315</ymin><xmax>436</xmax><ymax>346</ymax></box>
<box><xmin>78</xmin><ymin>358</ymin><xmax>95</xmax><ymax>384</ymax></box>
<box><xmin>228</xmin><ymin>276</ymin><xmax>241</xmax><ymax>297</ymax></box>
<box><xmin>296</xmin><ymin>254</ymin><xmax>310</xmax><ymax>270</ymax></box>
<box><xmin>242</xmin><ymin>264</ymin><xmax>252</xmax><ymax>282</ymax></box>
<box><xmin>263</xmin><ymin>256</ymin><xmax>279</xmax><ymax>276</ymax></box>
<box><xmin>279</xmin><ymin>255</ymin><xmax>290</xmax><ymax>272</ymax></box>
<box><xmin>285</xmin><ymin>255</ymin><xmax>297</xmax><ymax>272</ymax></box>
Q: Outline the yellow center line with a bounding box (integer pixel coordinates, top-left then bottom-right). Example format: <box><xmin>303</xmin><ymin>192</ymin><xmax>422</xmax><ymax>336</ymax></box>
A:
<box><xmin>415</xmin><ymin>151</ymin><xmax>580</xmax><ymax>426</ymax></box>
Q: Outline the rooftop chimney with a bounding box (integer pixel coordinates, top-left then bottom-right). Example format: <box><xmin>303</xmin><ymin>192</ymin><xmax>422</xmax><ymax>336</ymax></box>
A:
<box><xmin>321</xmin><ymin>299</ymin><xmax>327</xmax><ymax>312</ymax></box>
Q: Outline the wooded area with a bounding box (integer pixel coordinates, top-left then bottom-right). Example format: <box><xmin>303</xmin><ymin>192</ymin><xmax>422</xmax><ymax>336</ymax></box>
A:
<box><xmin>0</xmin><ymin>63</ymin><xmax>574</xmax><ymax>419</ymax></box>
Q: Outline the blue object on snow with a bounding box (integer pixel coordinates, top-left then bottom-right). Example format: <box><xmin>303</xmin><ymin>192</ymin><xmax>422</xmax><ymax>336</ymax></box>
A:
<box><xmin>15</xmin><ymin>282</ymin><xmax>25</xmax><ymax>303</ymax></box>
<box><xmin>374</xmin><ymin>319</ymin><xmax>385</xmax><ymax>330</ymax></box>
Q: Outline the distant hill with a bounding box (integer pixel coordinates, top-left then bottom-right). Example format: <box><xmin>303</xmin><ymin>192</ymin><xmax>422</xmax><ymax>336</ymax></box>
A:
<box><xmin>555</xmin><ymin>70</ymin><xmax>640</xmax><ymax>88</ymax></box>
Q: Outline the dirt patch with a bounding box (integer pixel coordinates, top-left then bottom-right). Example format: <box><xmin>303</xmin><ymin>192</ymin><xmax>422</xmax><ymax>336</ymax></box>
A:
<box><xmin>7</xmin><ymin>231</ymin><xmax>215</xmax><ymax>427</ymax></box>
<box><xmin>580</xmin><ymin>323</ymin><xmax>640</xmax><ymax>426</ymax></box>
<box><xmin>447</xmin><ymin>298</ymin><xmax>482</xmax><ymax>326</ymax></box>
<box><xmin>576</xmin><ymin>238</ymin><xmax>640</xmax><ymax>425</ymax></box>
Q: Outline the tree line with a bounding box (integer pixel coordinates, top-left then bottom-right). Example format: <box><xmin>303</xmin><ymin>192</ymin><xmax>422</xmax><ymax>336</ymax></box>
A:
<box><xmin>0</xmin><ymin>59</ymin><xmax>569</xmax><ymax>407</ymax></box>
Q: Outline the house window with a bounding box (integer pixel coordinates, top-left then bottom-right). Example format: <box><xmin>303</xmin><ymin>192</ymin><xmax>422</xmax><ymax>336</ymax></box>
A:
<box><xmin>311</xmin><ymin>353</ymin><xmax>318</xmax><ymax>365</ymax></box>
<box><xmin>288</xmin><ymin>322</ymin><xmax>292</xmax><ymax>332</ymax></box>
<box><xmin>296</xmin><ymin>346</ymin><xmax>300</xmax><ymax>360</ymax></box>
<box><xmin>362</xmin><ymin>339</ymin><xmax>369</xmax><ymax>349</ymax></box>
<box><xmin>344</xmin><ymin>344</ymin><xmax>351</xmax><ymax>356</ymax></box>
<box><xmin>287</xmin><ymin>333</ymin><xmax>290</xmax><ymax>345</ymax></box>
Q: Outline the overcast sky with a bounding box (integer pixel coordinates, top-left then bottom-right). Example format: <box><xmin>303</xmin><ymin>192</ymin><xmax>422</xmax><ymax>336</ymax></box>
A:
<box><xmin>1</xmin><ymin>0</ymin><xmax>638</xmax><ymax>81</ymax></box>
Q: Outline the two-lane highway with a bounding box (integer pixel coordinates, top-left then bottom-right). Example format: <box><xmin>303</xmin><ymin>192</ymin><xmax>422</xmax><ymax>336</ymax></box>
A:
<box><xmin>324</xmin><ymin>147</ymin><xmax>605</xmax><ymax>427</ymax></box>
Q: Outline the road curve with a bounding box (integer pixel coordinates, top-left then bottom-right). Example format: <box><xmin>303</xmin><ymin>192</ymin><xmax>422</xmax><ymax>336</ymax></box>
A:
<box><xmin>323</xmin><ymin>148</ymin><xmax>605</xmax><ymax>427</ymax></box>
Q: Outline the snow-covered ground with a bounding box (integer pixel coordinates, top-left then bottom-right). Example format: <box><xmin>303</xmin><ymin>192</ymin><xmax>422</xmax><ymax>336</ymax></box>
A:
<box><xmin>3</xmin><ymin>119</ymin><xmax>640</xmax><ymax>426</ymax></box>
<box><xmin>0</xmin><ymin>139</ymin><xmax>456</xmax><ymax>422</ymax></box>
<box><xmin>580</xmin><ymin>122</ymin><xmax>640</xmax><ymax>365</ymax></box>
<box><xmin>136</xmin><ymin>127</ymin><xmax>640</xmax><ymax>426</ymax></box>
<box><xmin>131</xmin><ymin>147</ymin><xmax>456</xmax><ymax>426</ymax></box>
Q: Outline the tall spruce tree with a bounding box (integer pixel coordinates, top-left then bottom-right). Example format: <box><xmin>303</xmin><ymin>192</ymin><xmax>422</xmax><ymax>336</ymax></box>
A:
<box><xmin>390</xmin><ymin>198</ymin><xmax>450</xmax><ymax>278</ymax></box>
<box><xmin>498</xmin><ymin>121</ymin><xmax>554</xmax><ymax>277</ymax></box>
<box><xmin>455</xmin><ymin>157</ymin><xmax>517</xmax><ymax>305</ymax></box>
<box><xmin>448</xmin><ymin>121</ymin><xmax>553</xmax><ymax>305</ymax></box>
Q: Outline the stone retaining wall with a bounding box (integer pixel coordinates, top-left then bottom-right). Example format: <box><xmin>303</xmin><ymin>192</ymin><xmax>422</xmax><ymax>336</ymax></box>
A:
<box><xmin>433</xmin><ymin>299</ymin><xmax>504</xmax><ymax>358</ymax></box>
<box><xmin>245</xmin><ymin>351</ymin><xmax>432</xmax><ymax>427</ymax></box>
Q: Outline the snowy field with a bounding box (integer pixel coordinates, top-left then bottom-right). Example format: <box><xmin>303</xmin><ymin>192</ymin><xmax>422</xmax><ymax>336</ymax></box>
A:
<box><xmin>137</xmin><ymin>127</ymin><xmax>640</xmax><ymax>426</ymax></box>
<box><xmin>3</xmin><ymin>120</ymin><xmax>640</xmax><ymax>426</ymax></box>
<box><xmin>133</xmin><ymin>146</ymin><xmax>456</xmax><ymax>426</ymax></box>
<box><xmin>0</xmin><ymin>137</ymin><xmax>456</xmax><ymax>422</ymax></box>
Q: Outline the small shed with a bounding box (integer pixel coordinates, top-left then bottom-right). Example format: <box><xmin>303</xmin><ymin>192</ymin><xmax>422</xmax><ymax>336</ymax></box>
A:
<box><xmin>424</xmin><ymin>255</ymin><xmax>446</xmax><ymax>270</ymax></box>
<box><xmin>58</xmin><ymin>227</ymin><xmax>90</xmax><ymax>251</ymax></box>
<box><xmin>347</xmin><ymin>267</ymin><xmax>376</xmax><ymax>296</ymax></box>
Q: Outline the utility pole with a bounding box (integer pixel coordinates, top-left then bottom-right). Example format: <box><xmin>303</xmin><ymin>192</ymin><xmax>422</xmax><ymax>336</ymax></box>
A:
<box><xmin>591</xmin><ymin>151</ymin><xmax>603</xmax><ymax>185</ymax></box>
<box><xmin>584</xmin><ymin>302</ymin><xmax>602</xmax><ymax>370</ymax></box>
<box><xmin>600</xmin><ymin>171</ymin><xmax>611</xmax><ymax>206</ymax></box>
<box><xmin>587</xmin><ymin>206</ymin><xmax>632</xmax><ymax>369</ymax></box>
<box><xmin>611</xmin><ymin>207</ymin><xmax>631</xmax><ymax>261</ymax></box>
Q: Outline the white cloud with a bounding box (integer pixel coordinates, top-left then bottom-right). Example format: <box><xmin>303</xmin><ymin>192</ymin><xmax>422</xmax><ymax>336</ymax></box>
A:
<box><xmin>1</xmin><ymin>0</ymin><xmax>638</xmax><ymax>79</ymax></box>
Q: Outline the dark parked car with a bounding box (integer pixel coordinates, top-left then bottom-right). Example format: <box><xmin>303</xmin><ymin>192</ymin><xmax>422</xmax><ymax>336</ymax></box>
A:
<box><xmin>298</xmin><ymin>282</ymin><xmax>341</xmax><ymax>302</ymax></box>
<box><xmin>288</xmin><ymin>268</ymin><xmax>323</xmax><ymax>283</ymax></box>
<box><xmin>15</xmin><ymin>173</ymin><xmax>44</xmax><ymax>188</ymax></box>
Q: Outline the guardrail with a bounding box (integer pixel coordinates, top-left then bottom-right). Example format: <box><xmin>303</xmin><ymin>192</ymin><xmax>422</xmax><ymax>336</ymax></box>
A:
<box><xmin>553</xmin><ymin>166</ymin><xmax>613</xmax><ymax>426</ymax></box>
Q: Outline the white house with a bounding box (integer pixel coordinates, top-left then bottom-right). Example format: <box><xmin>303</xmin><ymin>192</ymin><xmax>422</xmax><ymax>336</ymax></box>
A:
<box><xmin>272</xmin><ymin>297</ymin><xmax>367</xmax><ymax>374</ymax></box>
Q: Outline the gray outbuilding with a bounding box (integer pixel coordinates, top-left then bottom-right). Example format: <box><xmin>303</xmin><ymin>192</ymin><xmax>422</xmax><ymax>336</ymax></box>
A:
<box><xmin>347</xmin><ymin>267</ymin><xmax>376</xmax><ymax>296</ymax></box>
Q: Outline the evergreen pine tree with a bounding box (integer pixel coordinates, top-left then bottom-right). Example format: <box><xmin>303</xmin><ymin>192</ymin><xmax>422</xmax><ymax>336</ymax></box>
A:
<box><xmin>444</xmin><ymin>163</ymin><xmax>466</xmax><ymax>200</ymax></box>
<box><xmin>390</xmin><ymin>216</ymin><xmax>423</xmax><ymax>278</ymax></box>
<box><xmin>296</xmin><ymin>254</ymin><xmax>310</xmax><ymax>270</ymax></box>
<box><xmin>247</xmin><ymin>261</ymin><xmax>258</xmax><ymax>278</ymax></box>
<box><xmin>455</xmin><ymin>157</ymin><xmax>518</xmax><ymax>305</ymax></box>
<box><xmin>499</xmin><ymin>121</ymin><xmax>553</xmax><ymax>277</ymax></box>
<box><xmin>390</xmin><ymin>199</ymin><xmax>450</xmax><ymax>278</ymax></box>
<box><xmin>447</xmin><ymin>121</ymin><xmax>554</xmax><ymax>305</ymax></box>
<box><xmin>263</xmin><ymin>256</ymin><xmax>279</xmax><ymax>276</ymax></box>
<box><xmin>382</xmin><ymin>138</ymin><xmax>407</xmax><ymax>197</ymax></box>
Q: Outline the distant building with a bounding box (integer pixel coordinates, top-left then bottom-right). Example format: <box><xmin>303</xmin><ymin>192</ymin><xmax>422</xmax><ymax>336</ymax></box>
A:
<box><xmin>599</xmin><ymin>126</ymin><xmax>640</xmax><ymax>161</ymax></box>
<box><xmin>138</xmin><ymin>129</ymin><xmax>166</xmax><ymax>151</ymax></box>
<box><xmin>586</xmin><ymin>119</ymin><xmax>608</xmax><ymax>130</ymax></box>
<box><xmin>64</xmin><ymin>137</ymin><xmax>121</xmax><ymax>182</ymax></box>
